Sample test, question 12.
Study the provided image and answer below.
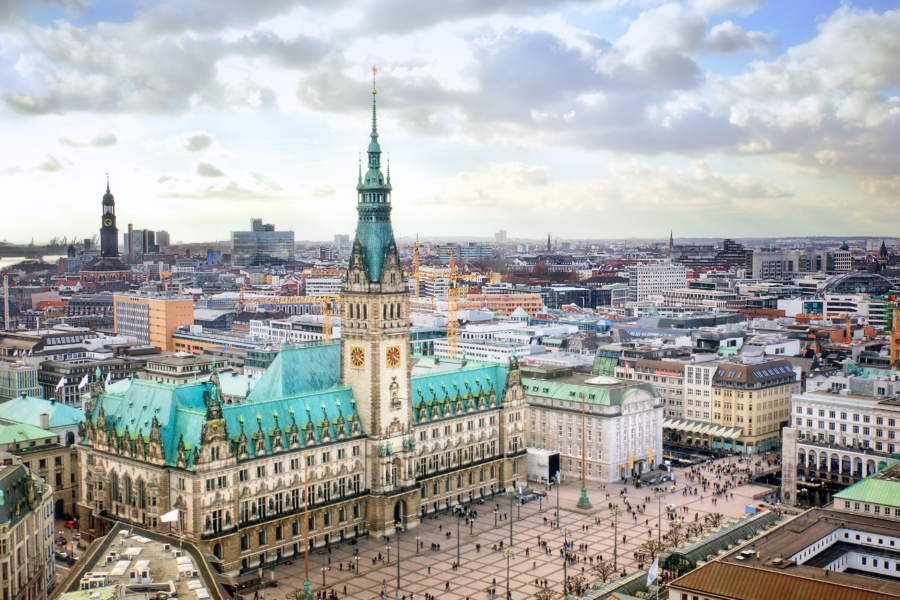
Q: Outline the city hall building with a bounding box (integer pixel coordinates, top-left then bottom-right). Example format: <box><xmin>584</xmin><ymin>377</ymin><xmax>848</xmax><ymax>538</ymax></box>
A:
<box><xmin>74</xmin><ymin>92</ymin><xmax>527</xmax><ymax>576</ymax></box>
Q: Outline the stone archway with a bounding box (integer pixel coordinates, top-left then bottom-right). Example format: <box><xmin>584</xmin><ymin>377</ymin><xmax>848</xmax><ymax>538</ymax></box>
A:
<box><xmin>393</xmin><ymin>500</ymin><xmax>406</xmax><ymax>526</ymax></box>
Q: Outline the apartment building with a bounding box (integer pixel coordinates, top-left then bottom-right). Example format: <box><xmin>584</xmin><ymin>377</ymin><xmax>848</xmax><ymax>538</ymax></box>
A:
<box><xmin>0</xmin><ymin>454</ymin><xmax>55</xmax><ymax>600</ymax></box>
<box><xmin>460</xmin><ymin>294</ymin><xmax>544</xmax><ymax>317</ymax></box>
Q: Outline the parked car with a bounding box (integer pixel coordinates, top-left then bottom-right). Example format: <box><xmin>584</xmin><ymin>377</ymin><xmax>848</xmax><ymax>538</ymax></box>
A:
<box><xmin>64</xmin><ymin>519</ymin><xmax>78</xmax><ymax>529</ymax></box>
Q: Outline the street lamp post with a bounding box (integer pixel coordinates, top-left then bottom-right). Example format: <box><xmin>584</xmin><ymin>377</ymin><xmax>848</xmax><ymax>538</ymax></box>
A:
<box><xmin>494</xmin><ymin>507</ymin><xmax>498</xmax><ymax>527</ymax></box>
<box><xmin>656</xmin><ymin>489</ymin><xmax>666</xmax><ymax>544</ymax></box>
<box><xmin>386</xmin><ymin>544</ymin><xmax>391</xmax><ymax>563</ymax></box>
<box><xmin>396</xmin><ymin>525</ymin><xmax>402</xmax><ymax>599</ymax></box>
<box><xmin>611</xmin><ymin>505</ymin><xmax>621</xmax><ymax>571</ymax></box>
<box><xmin>470</xmin><ymin>517</ymin><xmax>474</xmax><ymax>535</ymax></box>
<box><xmin>415</xmin><ymin>536</ymin><xmax>421</xmax><ymax>554</ymax></box>
<box><xmin>455</xmin><ymin>502</ymin><xmax>461</xmax><ymax>566</ymax></box>
<box><xmin>554</xmin><ymin>471</ymin><xmax>561</xmax><ymax>528</ymax></box>
<box><xmin>502</xmin><ymin>549</ymin><xmax>514</xmax><ymax>600</ymax></box>
<box><xmin>507</xmin><ymin>487</ymin><xmax>515</xmax><ymax>547</ymax></box>
<box><xmin>321</xmin><ymin>565</ymin><xmax>326</xmax><ymax>587</ymax></box>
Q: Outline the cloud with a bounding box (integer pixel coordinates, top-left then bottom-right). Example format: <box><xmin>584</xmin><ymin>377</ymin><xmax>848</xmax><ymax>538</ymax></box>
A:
<box><xmin>706</xmin><ymin>21</ymin><xmax>772</xmax><ymax>55</ymax></box>
<box><xmin>0</xmin><ymin>0</ymin><xmax>87</xmax><ymax>25</ymax></box>
<box><xmin>195</xmin><ymin>161</ymin><xmax>226</xmax><ymax>177</ymax></box>
<box><xmin>307</xmin><ymin>183</ymin><xmax>336</xmax><ymax>198</ymax></box>
<box><xmin>159</xmin><ymin>170</ymin><xmax>287</xmax><ymax>202</ymax></box>
<box><xmin>58</xmin><ymin>132</ymin><xmax>118</xmax><ymax>147</ymax></box>
<box><xmin>33</xmin><ymin>155</ymin><xmax>71</xmax><ymax>172</ymax></box>
<box><xmin>180</xmin><ymin>131</ymin><xmax>216</xmax><ymax>153</ymax></box>
<box><xmin>692</xmin><ymin>0</ymin><xmax>761</xmax><ymax>16</ymax></box>
<box><xmin>251</xmin><ymin>172</ymin><xmax>284</xmax><ymax>191</ymax></box>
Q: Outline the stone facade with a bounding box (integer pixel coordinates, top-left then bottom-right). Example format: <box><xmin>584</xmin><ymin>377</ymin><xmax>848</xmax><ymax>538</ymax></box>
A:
<box><xmin>74</xmin><ymin>92</ymin><xmax>525</xmax><ymax>578</ymax></box>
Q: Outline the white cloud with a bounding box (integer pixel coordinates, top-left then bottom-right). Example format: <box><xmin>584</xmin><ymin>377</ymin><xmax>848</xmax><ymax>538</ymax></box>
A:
<box><xmin>706</xmin><ymin>21</ymin><xmax>772</xmax><ymax>55</ymax></box>
<box><xmin>195</xmin><ymin>161</ymin><xmax>226</xmax><ymax>177</ymax></box>
<box><xmin>58</xmin><ymin>132</ymin><xmax>118</xmax><ymax>147</ymax></box>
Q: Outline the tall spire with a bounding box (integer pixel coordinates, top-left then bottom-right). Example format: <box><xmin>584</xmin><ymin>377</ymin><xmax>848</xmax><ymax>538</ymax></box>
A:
<box><xmin>106</xmin><ymin>172</ymin><xmax>110</xmax><ymax>193</ymax></box>
<box><xmin>370</xmin><ymin>65</ymin><xmax>379</xmax><ymax>148</ymax></box>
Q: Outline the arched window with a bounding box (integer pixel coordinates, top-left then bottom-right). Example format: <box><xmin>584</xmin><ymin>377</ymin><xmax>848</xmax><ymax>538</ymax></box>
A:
<box><xmin>138</xmin><ymin>479</ymin><xmax>146</xmax><ymax>509</ymax></box>
<box><xmin>214</xmin><ymin>543</ymin><xmax>223</xmax><ymax>560</ymax></box>
<box><xmin>124</xmin><ymin>475</ymin><xmax>133</xmax><ymax>506</ymax></box>
<box><xmin>110</xmin><ymin>472</ymin><xmax>120</xmax><ymax>502</ymax></box>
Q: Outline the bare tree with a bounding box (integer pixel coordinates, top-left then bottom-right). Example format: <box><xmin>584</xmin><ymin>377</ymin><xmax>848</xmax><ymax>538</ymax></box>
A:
<box><xmin>685</xmin><ymin>522</ymin><xmax>704</xmax><ymax>539</ymax></box>
<box><xmin>590</xmin><ymin>560</ymin><xmax>617</xmax><ymax>583</ymax></box>
<box><xmin>534</xmin><ymin>590</ymin><xmax>561</xmax><ymax>600</ymax></box>
<box><xmin>704</xmin><ymin>512</ymin><xmax>725</xmax><ymax>528</ymax></box>
<box><xmin>665</xmin><ymin>528</ymin><xmax>687</xmax><ymax>549</ymax></box>
<box><xmin>565</xmin><ymin>574</ymin><xmax>588</xmax><ymax>596</ymax></box>
<box><xmin>638</xmin><ymin>539</ymin><xmax>670</xmax><ymax>561</ymax></box>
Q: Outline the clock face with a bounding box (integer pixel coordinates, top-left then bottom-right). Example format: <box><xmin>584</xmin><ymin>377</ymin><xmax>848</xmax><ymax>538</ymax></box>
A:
<box><xmin>103</xmin><ymin>218</ymin><xmax>112</xmax><ymax>227</ymax></box>
<box><xmin>350</xmin><ymin>346</ymin><xmax>365</xmax><ymax>368</ymax></box>
<box><xmin>386</xmin><ymin>346</ymin><xmax>401</xmax><ymax>368</ymax></box>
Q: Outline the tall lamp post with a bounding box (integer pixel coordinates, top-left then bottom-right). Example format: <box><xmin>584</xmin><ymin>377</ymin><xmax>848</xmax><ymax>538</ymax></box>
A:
<box><xmin>502</xmin><ymin>549</ymin><xmax>514</xmax><ymax>600</ymax></box>
<box><xmin>415</xmin><ymin>535</ymin><xmax>421</xmax><ymax>554</ymax></box>
<box><xmin>655</xmin><ymin>489</ymin><xmax>666</xmax><ymax>543</ymax></box>
<box><xmin>577</xmin><ymin>391</ymin><xmax>591</xmax><ymax>508</ymax></box>
<box><xmin>611</xmin><ymin>505</ymin><xmax>621</xmax><ymax>571</ymax></box>
<box><xmin>395</xmin><ymin>525</ymin><xmax>403</xmax><ymax>599</ymax></box>
<box><xmin>386</xmin><ymin>543</ymin><xmax>391</xmax><ymax>563</ymax></box>
<box><xmin>507</xmin><ymin>486</ymin><xmax>515</xmax><ymax>547</ymax></box>
<box><xmin>455</xmin><ymin>502</ymin><xmax>461</xmax><ymax>566</ymax></box>
<box><xmin>554</xmin><ymin>471</ymin><xmax>561</xmax><ymax>528</ymax></box>
<box><xmin>494</xmin><ymin>507</ymin><xmax>499</xmax><ymax>527</ymax></box>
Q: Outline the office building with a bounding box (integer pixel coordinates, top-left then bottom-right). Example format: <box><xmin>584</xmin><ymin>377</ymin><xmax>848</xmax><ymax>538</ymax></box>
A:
<box><xmin>231</xmin><ymin>218</ymin><xmax>295</xmax><ymax>266</ymax></box>
<box><xmin>750</xmin><ymin>250</ymin><xmax>805</xmax><ymax>279</ymax></box>
<box><xmin>155</xmin><ymin>229</ymin><xmax>170</xmax><ymax>249</ymax></box>
<box><xmin>626</xmin><ymin>263</ymin><xmax>687</xmax><ymax>303</ymax></box>
<box><xmin>39</xmin><ymin>357</ymin><xmax>141</xmax><ymax>405</ymax></box>
<box><xmin>523</xmin><ymin>366</ymin><xmax>663</xmax><ymax>483</ymax></box>
<box><xmin>76</xmin><ymin>92</ymin><xmax>526</xmax><ymax>577</ymax></box>
<box><xmin>0</xmin><ymin>361</ymin><xmax>41</xmax><ymax>400</ymax></box>
<box><xmin>0</xmin><ymin>453</ymin><xmax>55</xmax><ymax>600</ymax></box>
<box><xmin>305</xmin><ymin>277</ymin><xmax>343</xmax><ymax>296</ymax></box>
<box><xmin>494</xmin><ymin>230</ymin><xmax>507</xmax><ymax>243</ymax></box>
<box><xmin>113</xmin><ymin>294</ymin><xmax>194</xmax><ymax>350</ymax></box>
<box><xmin>711</xmin><ymin>359</ymin><xmax>798</xmax><ymax>453</ymax></box>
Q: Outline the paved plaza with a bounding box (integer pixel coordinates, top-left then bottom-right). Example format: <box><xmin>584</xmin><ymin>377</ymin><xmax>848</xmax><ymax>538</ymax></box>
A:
<box><xmin>265</xmin><ymin>458</ymin><xmax>774</xmax><ymax>600</ymax></box>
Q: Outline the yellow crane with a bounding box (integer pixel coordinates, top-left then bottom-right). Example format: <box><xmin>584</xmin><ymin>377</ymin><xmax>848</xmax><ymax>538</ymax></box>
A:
<box><xmin>241</xmin><ymin>295</ymin><xmax>342</xmax><ymax>343</ymax></box>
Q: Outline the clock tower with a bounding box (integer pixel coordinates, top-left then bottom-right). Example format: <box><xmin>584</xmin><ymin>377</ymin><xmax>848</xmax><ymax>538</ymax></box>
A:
<box><xmin>100</xmin><ymin>176</ymin><xmax>119</xmax><ymax>258</ymax></box>
<box><xmin>341</xmin><ymin>69</ymin><xmax>416</xmax><ymax>535</ymax></box>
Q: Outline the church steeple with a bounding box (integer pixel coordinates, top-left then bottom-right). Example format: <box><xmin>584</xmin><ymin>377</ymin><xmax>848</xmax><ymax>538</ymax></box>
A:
<box><xmin>100</xmin><ymin>174</ymin><xmax>119</xmax><ymax>258</ymax></box>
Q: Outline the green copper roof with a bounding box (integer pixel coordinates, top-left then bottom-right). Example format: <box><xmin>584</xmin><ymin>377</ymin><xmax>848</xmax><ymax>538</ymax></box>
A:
<box><xmin>0</xmin><ymin>396</ymin><xmax>84</xmax><ymax>429</ymax></box>
<box><xmin>834</xmin><ymin>460</ymin><xmax>900</xmax><ymax>507</ymax></box>
<box><xmin>352</xmin><ymin>91</ymin><xmax>396</xmax><ymax>282</ymax></box>
<box><xmin>0</xmin><ymin>422</ymin><xmax>56</xmax><ymax>444</ymax></box>
<box><xmin>247</xmin><ymin>343</ymin><xmax>341</xmax><ymax>401</ymax></box>
<box><xmin>410</xmin><ymin>359</ymin><xmax>508</xmax><ymax>421</ymax></box>
<box><xmin>521</xmin><ymin>377</ymin><xmax>657</xmax><ymax>407</ymax></box>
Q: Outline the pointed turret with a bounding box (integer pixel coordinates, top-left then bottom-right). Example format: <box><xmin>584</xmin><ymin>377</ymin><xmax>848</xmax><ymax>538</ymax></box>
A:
<box><xmin>348</xmin><ymin>65</ymin><xmax>399</xmax><ymax>285</ymax></box>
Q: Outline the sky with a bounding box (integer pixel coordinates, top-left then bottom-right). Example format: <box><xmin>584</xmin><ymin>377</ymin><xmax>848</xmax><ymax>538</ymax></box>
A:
<box><xmin>1</xmin><ymin>0</ymin><xmax>899</xmax><ymax>244</ymax></box>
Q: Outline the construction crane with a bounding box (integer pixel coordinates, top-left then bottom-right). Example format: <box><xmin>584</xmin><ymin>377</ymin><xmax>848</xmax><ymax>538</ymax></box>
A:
<box><xmin>405</xmin><ymin>237</ymin><xmax>471</xmax><ymax>359</ymax></box>
<box><xmin>2</xmin><ymin>269</ymin><xmax>8</xmax><ymax>331</ymax></box>
<box><xmin>241</xmin><ymin>295</ymin><xmax>341</xmax><ymax>343</ymax></box>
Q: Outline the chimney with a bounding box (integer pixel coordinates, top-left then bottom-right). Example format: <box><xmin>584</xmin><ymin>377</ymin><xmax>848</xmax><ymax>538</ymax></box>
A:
<box><xmin>40</xmin><ymin>413</ymin><xmax>50</xmax><ymax>430</ymax></box>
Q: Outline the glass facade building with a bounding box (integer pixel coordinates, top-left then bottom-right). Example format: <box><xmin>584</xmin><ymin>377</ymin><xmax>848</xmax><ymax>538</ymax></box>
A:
<box><xmin>231</xmin><ymin>230</ymin><xmax>295</xmax><ymax>266</ymax></box>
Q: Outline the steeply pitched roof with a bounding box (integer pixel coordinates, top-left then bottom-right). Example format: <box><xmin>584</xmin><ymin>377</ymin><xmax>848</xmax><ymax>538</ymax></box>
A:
<box><xmin>246</xmin><ymin>343</ymin><xmax>341</xmax><ymax>401</ymax></box>
<box><xmin>0</xmin><ymin>396</ymin><xmax>84</xmax><ymax>429</ymax></box>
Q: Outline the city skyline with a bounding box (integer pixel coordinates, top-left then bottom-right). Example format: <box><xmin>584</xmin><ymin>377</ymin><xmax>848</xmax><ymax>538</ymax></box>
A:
<box><xmin>1</xmin><ymin>0</ymin><xmax>899</xmax><ymax>242</ymax></box>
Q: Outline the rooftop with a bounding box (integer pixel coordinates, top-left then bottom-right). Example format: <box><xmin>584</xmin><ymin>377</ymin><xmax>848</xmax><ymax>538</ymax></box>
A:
<box><xmin>60</xmin><ymin>521</ymin><xmax>224</xmax><ymax>600</ymax></box>
<box><xmin>521</xmin><ymin>372</ymin><xmax>658</xmax><ymax>406</ymax></box>
<box><xmin>0</xmin><ymin>396</ymin><xmax>84</xmax><ymax>429</ymax></box>
<box><xmin>674</xmin><ymin>508</ymin><xmax>900</xmax><ymax>600</ymax></box>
